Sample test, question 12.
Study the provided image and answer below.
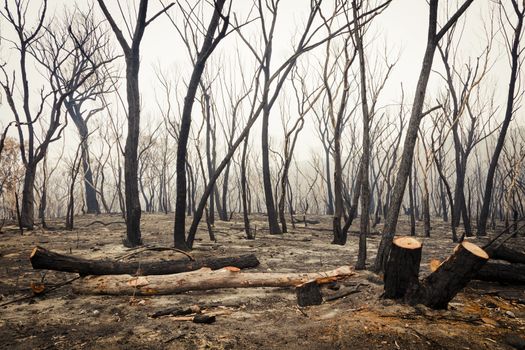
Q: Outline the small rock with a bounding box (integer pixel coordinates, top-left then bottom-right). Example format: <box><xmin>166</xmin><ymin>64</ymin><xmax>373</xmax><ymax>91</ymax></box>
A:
<box><xmin>505</xmin><ymin>311</ymin><xmax>516</xmax><ymax>318</ymax></box>
<box><xmin>92</xmin><ymin>310</ymin><xmax>100</xmax><ymax>316</ymax></box>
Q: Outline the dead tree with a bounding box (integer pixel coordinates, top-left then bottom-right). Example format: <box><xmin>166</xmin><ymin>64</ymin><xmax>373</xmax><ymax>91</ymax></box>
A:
<box><xmin>436</xmin><ymin>19</ymin><xmax>494</xmax><ymax>238</ymax></box>
<box><xmin>171</xmin><ymin>0</ymin><xmax>230</xmax><ymax>249</ymax></box>
<box><xmin>353</xmin><ymin>0</ymin><xmax>371</xmax><ymax>268</ymax></box>
<box><xmin>316</xmin><ymin>3</ymin><xmax>358</xmax><ymax>245</ymax></box>
<box><xmin>1</xmin><ymin>0</ymin><xmax>114</xmax><ymax>229</ymax></box>
<box><xmin>374</xmin><ymin>0</ymin><xmax>475</xmax><ymax>273</ymax></box>
<box><xmin>477</xmin><ymin>1</ymin><xmax>525</xmax><ymax>236</ymax></box>
<box><xmin>277</xmin><ymin>69</ymin><xmax>321</xmax><ymax>233</ymax></box>
<box><xmin>238</xmin><ymin>0</ymin><xmax>389</xmax><ymax>235</ymax></box>
<box><xmin>96</xmin><ymin>0</ymin><xmax>173</xmax><ymax>246</ymax></box>
<box><xmin>61</xmin><ymin>7</ymin><xmax>116</xmax><ymax>215</ymax></box>
<box><xmin>183</xmin><ymin>1</ymin><xmax>393</xmax><ymax>249</ymax></box>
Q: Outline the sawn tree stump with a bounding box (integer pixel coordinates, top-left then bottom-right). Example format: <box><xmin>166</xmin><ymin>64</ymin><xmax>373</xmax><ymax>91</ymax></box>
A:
<box><xmin>296</xmin><ymin>280</ymin><xmax>323</xmax><ymax>306</ymax></box>
<box><xmin>383</xmin><ymin>236</ymin><xmax>422</xmax><ymax>299</ymax></box>
<box><xmin>406</xmin><ymin>241</ymin><xmax>488</xmax><ymax>309</ymax></box>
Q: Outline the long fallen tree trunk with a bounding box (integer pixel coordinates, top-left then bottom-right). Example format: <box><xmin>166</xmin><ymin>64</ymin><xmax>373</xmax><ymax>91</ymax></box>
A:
<box><xmin>485</xmin><ymin>245</ymin><xmax>525</xmax><ymax>264</ymax></box>
<box><xmin>475</xmin><ymin>262</ymin><xmax>525</xmax><ymax>285</ymax></box>
<box><xmin>30</xmin><ymin>246</ymin><xmax>259</xmax><ymax>276</ymax></box>
<box><xmin>72</xmin><ymin>266</ymin><xmax>354</xmax><ymax>295</ymax></box>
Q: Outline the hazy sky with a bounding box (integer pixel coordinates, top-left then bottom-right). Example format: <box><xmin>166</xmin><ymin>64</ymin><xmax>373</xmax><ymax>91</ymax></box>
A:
<box><xmin>0</xmin><ymin>0</ymin><xmax>521</xmax><ymax>162</ymax></box>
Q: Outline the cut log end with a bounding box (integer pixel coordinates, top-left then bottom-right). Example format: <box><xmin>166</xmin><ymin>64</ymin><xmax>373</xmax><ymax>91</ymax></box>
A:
<box><xmin>394</xmin><ymin>236</ymin><xmax>422</xmax><ymax>250</ymax></box>
<box><xmin>30</xmin><ymin>246</ymin><xmax>39</xmax><ymax>259</ymax></box>
<box><xmin>461</xmin><ymin>241</ymin><xmax>489</xmax><ymax>260</ymax></box>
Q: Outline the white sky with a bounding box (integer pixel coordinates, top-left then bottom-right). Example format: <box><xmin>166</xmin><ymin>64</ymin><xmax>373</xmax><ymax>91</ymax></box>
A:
<box><xmin>0</xmin><ymin>0</ymin><xmax>522</xmax><ymax>164</ymax></box>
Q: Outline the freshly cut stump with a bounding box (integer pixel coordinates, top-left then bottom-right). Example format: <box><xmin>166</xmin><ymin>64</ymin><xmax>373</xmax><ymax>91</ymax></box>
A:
<box><xmin>383</xmin><ymin>236</ymin><xmax>422</xmax><ymax>299</ymax></box>
<box><xmin>296</xmin><ymin>280</ymin><xmax>323</xmax><ymax>307</ymax></box>
<box><xmin>407</xmin><ymin>242</ymin><xmax>489</xmax><ymax>309</ymax></box>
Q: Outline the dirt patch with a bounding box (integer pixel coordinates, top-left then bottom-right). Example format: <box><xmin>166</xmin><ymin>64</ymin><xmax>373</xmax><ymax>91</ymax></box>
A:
<box><xmin>1</xmin><ymin>214</ymin><xmax>524</xmax><ymax>349</ymax></box>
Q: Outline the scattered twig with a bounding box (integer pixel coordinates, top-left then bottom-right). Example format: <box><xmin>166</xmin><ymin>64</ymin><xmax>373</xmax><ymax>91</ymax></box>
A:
<box><xmin>483</xmin><ymin>219</ymin><xmax>525</xmax><ymax>249</ymax></box>
<box><xmin>85</xmin><ymin>220</ymin><xmax>126</xmax><ymax>227</ymax></box>
<box><xmin>115</xmin><ymin>246</ymin><xmax>194</xmax><ymax>261</ymax></box>
<box><xmin>296</xmin><ymin>306</ymin><xmax>309</xmax><ymax>317</ymax></box>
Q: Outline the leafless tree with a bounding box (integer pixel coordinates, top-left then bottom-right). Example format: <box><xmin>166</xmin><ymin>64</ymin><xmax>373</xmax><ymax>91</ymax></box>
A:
<box><xmin>374</xmin><ymin>0</ymin><xmax>475</xmax><ymax>273</ymax></box>
<box><xmin>1</xmin><ymin>0</ymin><xmax>115</xmax><ymax>229</ymax></box>
<box><xmin>96</xmin><ymin>0</ymin><xmax>173</xmax><ymax>246</ymax></box>
<box><xmin>477</xmin><ymin>0</ymin><xmax>525</xmax><ymax>236</ymax></box>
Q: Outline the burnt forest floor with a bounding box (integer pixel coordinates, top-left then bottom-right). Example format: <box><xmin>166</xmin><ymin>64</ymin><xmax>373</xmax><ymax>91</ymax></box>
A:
<box><xmin>0</xmin><ymin>213</ymin><xmax>524</xmax><ymax>349</ymax></box>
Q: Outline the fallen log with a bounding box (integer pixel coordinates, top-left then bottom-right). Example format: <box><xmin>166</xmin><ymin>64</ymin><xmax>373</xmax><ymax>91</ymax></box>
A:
<box><xmin>485</xmin><ymin>245</ymin><xmax>525</xmax><ymax>264</ymax></box>
<box><xmin>406</xmin><ymin>242</ymin><xmax>488</xmax><ymax>309</ymax></box>
<box><xmin>475</xmin><ymin>262</ymin><xmax>525</xmax><ymax>285</ymax></box>
<box><xmin>72</xmin><ymin>266</ymin><xmax>354</xmax><ymax>295</ymax></box>
<box><xmin>383</xmin><ymin>236</ymin><xmax>422</xmax><ymax>299</ymax></box>
<box><xmin>30</xmin><ymin>246</ymin><xmax>259</xmax><ymax>276</ymax></box>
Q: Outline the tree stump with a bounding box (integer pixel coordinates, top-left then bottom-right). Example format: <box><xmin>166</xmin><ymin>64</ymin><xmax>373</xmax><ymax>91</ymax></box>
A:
<box><xmin>383</xmin><ymin>236</ymin><xmax>422</xmax><ymax>299</ymax></box>
<box><xmin>296</xmin><ymin>280</ymin><xmax>323</xmax><ymax>307</ymax></box>
<box><xmin>407</xmin><ymin>242</ymin><xmax>488</xmax><ymax>309</ymax></box>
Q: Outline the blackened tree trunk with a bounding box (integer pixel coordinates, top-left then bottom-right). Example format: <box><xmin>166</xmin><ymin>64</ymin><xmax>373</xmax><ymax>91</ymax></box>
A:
<box><xmin>408</xmin><ymin>168</ymin><xmax>416</xmax><ymax>236</ymax></box>
<box><xmin>477</xmin><ymin>1</ymin><xmax>524</xmax><ymax>236</ymax></box>
<box><xmin>439</xmin><ymin>175</ymin><xmax>448</xmax><ymax>222</ymax></box>
<box><xmin>97</xmin><ymin>0</ymin><xmax>155</xmax><ymax>247</ymax></box>
<box><xmin>342</xmin><ymin>161</ymin><xmax>362</xmax><ymax>235</ymax></box>
<box><xmin>122</xmin><ymin>52</ymin><xmax>143</xmax><ymax>246</ymax></box>
<box><xmin>353</xmin><ymin>0</ymin><xmax>370</xmax><ymax>269</ymax></box>
<box><xmin>173</xmin><ymin>0</ymin><xmax>229</xmax><ymax>249</ymax></box>
<box><xmin>261</xmin><ymin>81</ymin><xmax>282</xmax><ymax>234</ymax></box>
<box><xmin>241</xmin><ymin>134</ymin><xmax>253</xmax><ymax>239</ymax></box>
<box><xmin>65</xmin><ymin>99</ymin><xmax>100</xmax><ymax>214</ymax></box>
<box><xmin>20</xmin><ymin>166</ymin><xmax>36</xmax><ymax>229</ymax></box>
<box><xmin>279</xmin><ymin>117</ymin><xmax>305</xmax><ymax>233</ymax></box>
<box><xmin>374</xmin><ymin>0</ymin><xmax>475</xmax><ymax>272</ymax></box>
<box><xmin>325</xmin><ymin>147</ymin><xmax>335</xmax><ymax>215</ymax></box>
